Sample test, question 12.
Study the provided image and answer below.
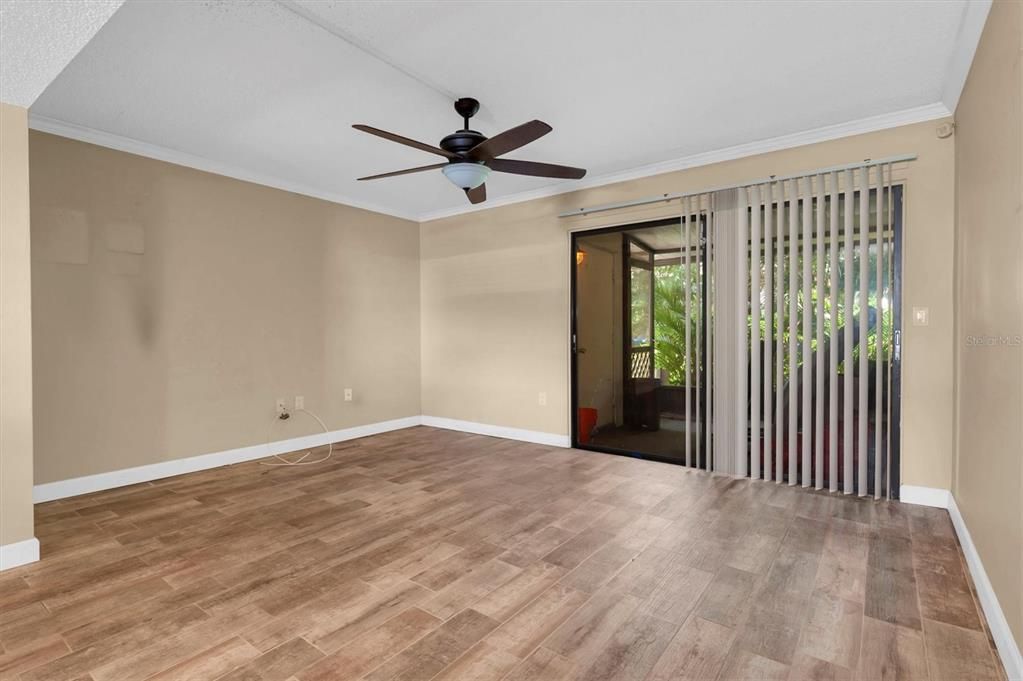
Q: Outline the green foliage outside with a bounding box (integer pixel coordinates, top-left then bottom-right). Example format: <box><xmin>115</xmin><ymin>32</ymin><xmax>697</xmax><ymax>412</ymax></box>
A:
<box><xmin>651</xmin><ymin>264</ymin><xmax>702</xmax><ymax>385</ymax></box>
<box><xmin>643</xmin><ymin>242</ymin><xmax>894</xmax><ymax>387</ymax></box>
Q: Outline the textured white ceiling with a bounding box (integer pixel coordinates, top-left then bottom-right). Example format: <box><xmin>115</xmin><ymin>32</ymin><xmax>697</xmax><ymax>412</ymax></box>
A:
<box><xmin>28</xmin><ymin>0</ymin><xmax>987</xmax><ymax>219</ymax></box>
<box><xmin>0</xmin><ymin>0</ymin><xmax>124</xmax><ymax>107</ymax></box>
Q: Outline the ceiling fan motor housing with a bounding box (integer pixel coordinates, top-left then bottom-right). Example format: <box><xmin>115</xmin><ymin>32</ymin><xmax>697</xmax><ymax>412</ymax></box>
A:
<box><xmin>440</xmin><ymin>129</ymin><xmax>487</xmax><ymax>156</ymax></box>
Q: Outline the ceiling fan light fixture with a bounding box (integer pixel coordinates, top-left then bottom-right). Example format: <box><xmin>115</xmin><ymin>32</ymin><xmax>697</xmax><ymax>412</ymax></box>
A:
<box><xmin>442</xmin><ymin>162</ymin><xmax>490</xmax><ymax>190</ymax></box>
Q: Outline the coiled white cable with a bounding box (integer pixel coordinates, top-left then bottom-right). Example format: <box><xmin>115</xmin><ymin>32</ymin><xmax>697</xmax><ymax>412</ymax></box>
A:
<box><xmin>260</xmin><ymin>408</ymin><xmax>334</xmax><ymax>466</ymax></box>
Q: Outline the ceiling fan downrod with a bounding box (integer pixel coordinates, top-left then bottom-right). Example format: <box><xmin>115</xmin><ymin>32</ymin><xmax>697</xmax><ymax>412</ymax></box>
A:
<box><xmin>454</xmin><ymin>97</ymin><xmax>480</xmax><ymax>132</ymax></box>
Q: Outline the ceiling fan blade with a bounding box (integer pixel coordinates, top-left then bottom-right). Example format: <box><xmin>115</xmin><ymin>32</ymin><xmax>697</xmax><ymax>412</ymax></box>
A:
<box><xmin>487</xmin><ymin>158</ymin><xmax>587</xmax><ymax>179</ymax></box>
<box><xmin>465</xmin><ymin>183</ymin><xmax>486</xmax><ymax>204</ymax></box>
<box><xmin>468</xmin><ymin>120</ymin><xmax>552</xmax><ymax>160</ymax></box>
<box><xmin>352</xmin><ymin>124</ymin><xmax>458</xmax><ymax>159</ymax></box>
<box><xmin>357</xmin><ymin>162</ymin><xmax>447</xmax><ymax>181</ymax></box>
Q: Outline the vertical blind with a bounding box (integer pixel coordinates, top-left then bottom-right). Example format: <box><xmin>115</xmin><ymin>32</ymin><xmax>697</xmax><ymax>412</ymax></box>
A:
<box><xmin>674</xmin><ymin>161</ymin><xmax>899</xmax><ymax>497</ymax></box>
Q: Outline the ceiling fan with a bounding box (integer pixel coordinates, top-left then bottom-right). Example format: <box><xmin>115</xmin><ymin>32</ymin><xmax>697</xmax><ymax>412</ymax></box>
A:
<box><xmin>353</xmin><ymin>97</ymin><xmax>586</xmax><ymax>205</ymax></box>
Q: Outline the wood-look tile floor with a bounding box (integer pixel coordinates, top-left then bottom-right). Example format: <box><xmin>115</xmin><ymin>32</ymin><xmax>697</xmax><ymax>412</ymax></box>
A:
<box><xmin>1</xmin><ymin>426</ymin><xmax>1005</xmax><ymax>681</ymax></box>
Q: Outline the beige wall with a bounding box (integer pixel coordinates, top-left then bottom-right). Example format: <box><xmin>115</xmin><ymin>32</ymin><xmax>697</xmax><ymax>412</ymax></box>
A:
<box><xmin>953</xmin><ymin>0</ymin><xmax>1023</xmax><ymax>650</ymax></box>
<box><xmin>422</xmin><ymin>119</ymin><xmax>957</xmax><ymax>491</ymax></box>
<box><xmin>0</xmin><ymin>103</ymin><xmax>35</xmax><ymax>547</ymax></box>
<box><xmin>30</xmin><ymin>132</ymin><xmax>421</xmax><ymax>484</ymax></box>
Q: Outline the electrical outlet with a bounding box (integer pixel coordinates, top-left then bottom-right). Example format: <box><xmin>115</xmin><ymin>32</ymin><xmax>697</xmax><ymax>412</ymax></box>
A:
<box><xmin>538</xmin><ymin>392</ymin><xmax>547</xmax><ymax>406</ymax></box>
<box><xmin>275</xmin><ymin>399</ymin><xmax>287</xmax><ymax>415</ymax></box>
<box><xmin>295</xmin><ymin>395</ymin><xmax>304</xmax><ymax>410</ymax></box>
<box><xmin>344</xmin><ymin>388</ymin><xmax>353</xmax><ymax>402</ymax></box>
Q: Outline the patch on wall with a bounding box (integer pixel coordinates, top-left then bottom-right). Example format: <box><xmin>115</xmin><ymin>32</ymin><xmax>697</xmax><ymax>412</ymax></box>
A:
<box><xmin>33</xmin><ymin>206</ymin><xmax>89</xmax><ymax>264</ymax></box>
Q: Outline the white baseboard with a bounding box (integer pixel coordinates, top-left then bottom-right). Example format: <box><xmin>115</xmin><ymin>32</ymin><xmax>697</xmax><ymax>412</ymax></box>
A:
<box><xmin>33</xmin><ymin>415</ymin><xmax>422</xmax><ymax>503</ymax></box>
<box><xmin>947</xmin><ymin>495</ymin><xmax>1023</xmax><ymax>681</ymax></box>
<box><xmin>899</xmin><ymin>484</ymin><xmax>952</xmax><ymax>508</ymax></box>
<box><xmin>32</xmin><ymin>414</ymin><xmax>567</xmax><ymax>504</ymax></box>
<box><xmin>420</xmin><ymin>416</ymin><xmax>570</xmax><ymax>448</ymax></box>
<box><xmin>0</xmin><ymin>537</ymin><xmax>40</xmax><ymax>571</ymax></box>
<box><xmin>900</xmin><ymin>485</ymin><xmax>1022</xmax><ymax>680</ymax></box>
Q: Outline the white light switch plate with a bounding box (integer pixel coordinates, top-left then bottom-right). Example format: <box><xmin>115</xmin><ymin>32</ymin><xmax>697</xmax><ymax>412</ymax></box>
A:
<box><xmin>912</xmin><ymin>307</ymin><xmax>929</xmax><ymax>326</ymax></box>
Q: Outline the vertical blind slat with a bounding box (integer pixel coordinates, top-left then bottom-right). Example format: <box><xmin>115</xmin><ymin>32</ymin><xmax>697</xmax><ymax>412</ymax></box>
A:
<box><xmin>801</xmin><ymin>176</ymin><xmax>813</xmax><ymax>487</ymax></box>
<box><xmin>788</xmin><ymin>179</ymin><xmax>798</xmax><ymax>486</ymax></box>
<box><xmin>814</xmin><ymin>173</ymin><xmax>826</xmax><ymax>490</ymax></box>
<box><xmin>750</xmin><ymin>187</ymin><xmax>762</xmax><ymax>479</ymax></box>
<box><xmin>858</xmin><ymin>167</ymin><xmax>870</xmax><ymax>496</ymax></box>
<box><xmin>706</xmin><ymin>194</ymin><xmax>715</xmax><ymax>471</ymax></box>
<box><xmin>843</xmin><ymin>169</ymin><xmax>855</xmax><ymax>495</ymax></box>
<box><xmin>828</xmin><ymin>171</ymin><xmax>840</xmax><ymax>492</ymax></box>
<box><xmin>737</xmin><ymin>188</ymin><xmax>749</xmax><ymax>477</ymax></box>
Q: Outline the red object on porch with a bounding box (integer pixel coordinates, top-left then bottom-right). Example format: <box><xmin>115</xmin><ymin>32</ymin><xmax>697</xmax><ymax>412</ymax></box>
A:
<box><xmin>578</xmin><ymin>408</ymin><xmax>598</xmax><ymax>444</ymax></box>
<box><xmin>755</xmin><ymin>421</ymin><xmax>862</xmax><ymax>486</ymax></box>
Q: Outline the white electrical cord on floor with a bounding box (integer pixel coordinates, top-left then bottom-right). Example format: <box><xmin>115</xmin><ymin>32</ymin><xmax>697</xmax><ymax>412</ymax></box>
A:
<box><xmin>260</xmin><ymin>408</ymin><xmax>334</xmax><ymax>466</ymax></box>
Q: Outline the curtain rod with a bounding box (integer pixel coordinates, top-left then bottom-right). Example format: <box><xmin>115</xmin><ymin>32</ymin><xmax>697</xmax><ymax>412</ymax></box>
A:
<box><xmin>557</xmin><ymin>153</ymin><xmax>917</xmax><ymax>219</ymax></box>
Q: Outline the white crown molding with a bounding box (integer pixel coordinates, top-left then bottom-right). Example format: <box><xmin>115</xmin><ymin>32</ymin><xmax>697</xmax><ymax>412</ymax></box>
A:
<box><xmin>26</xmin><ymin>114</ymin><xmax>421</xmax><ymax>223</ymax></box>
<box><xmin>420</xmin><ymin>416</ymin><xmax>570</xmax><ymax>448</ymax></box>
<box><xmin>32</xmin><ymin>103</ymin><xmax>950</xmax><ymax>226</ymax></box>
<box><xmin>33</xmin><ymin>415</ymin><xmax>422</xmax><ymax>503</ymax></box>
<box><xmin>419</xmin><ymin>102</ymin><xmax>951</xmax><ymax>222</ymax></box>
<box><xmin>0</xmin><ymin>537</ymin><xmax>40</xmax><ymax>572</ymax></box>
<box><xmin>941</xmin><ymin>0</ymin><xmax>992</xmax><ymax>113</ymax></box>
